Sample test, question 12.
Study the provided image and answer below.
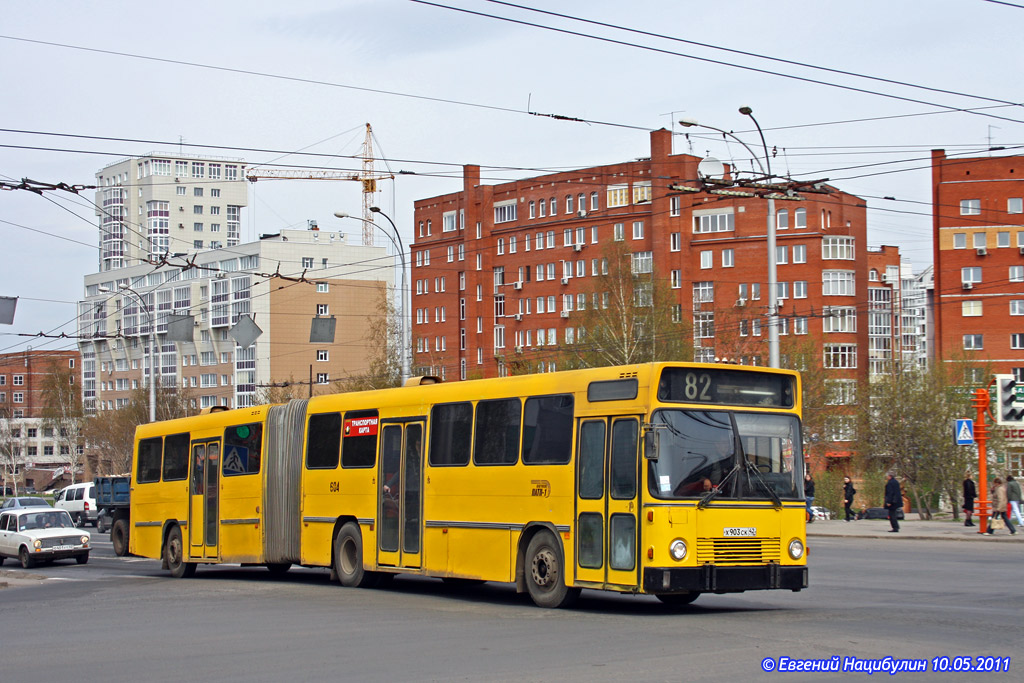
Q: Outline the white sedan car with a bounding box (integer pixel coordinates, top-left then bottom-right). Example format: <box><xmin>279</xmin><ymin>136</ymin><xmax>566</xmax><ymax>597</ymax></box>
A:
<box><xmin>0</xmin><ymin>508</ymin><xmax>90</xmax><ymax>568</ymax></box>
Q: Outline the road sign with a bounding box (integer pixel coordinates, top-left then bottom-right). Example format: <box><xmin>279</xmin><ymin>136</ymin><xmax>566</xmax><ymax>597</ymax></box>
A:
<box><xmin>955</xmin><ymin>419</ymin><xmax>975</xmax><ymax>445</ymax></box>
<box><xmin>223</xmin><ymin>446</ymin><xmax>249</xmax><ymax>474</ymax></box>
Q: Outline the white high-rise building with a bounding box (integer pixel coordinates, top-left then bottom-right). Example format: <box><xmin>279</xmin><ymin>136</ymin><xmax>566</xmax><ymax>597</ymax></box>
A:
<box><xmin>95</xmin><ymin>154</ymin><xmax>248</xmax><ymax>271</ymax></box>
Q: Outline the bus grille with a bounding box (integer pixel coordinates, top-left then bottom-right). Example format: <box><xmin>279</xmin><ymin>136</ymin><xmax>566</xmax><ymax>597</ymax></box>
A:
<box><xmin>696</xmin><ymin>538</ymin><xmax>781</xmax><ymax>565</ymax></box>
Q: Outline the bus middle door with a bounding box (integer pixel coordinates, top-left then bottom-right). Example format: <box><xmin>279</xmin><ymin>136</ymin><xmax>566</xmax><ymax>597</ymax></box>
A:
<box><xmin>377</xmin><ymin>421</ymin><xmax>424</xmax><ymax>570</ymax></box>
<box><xmin>189</xmin><ymin>439</ymin><xmax>221</xmax><ymax>561</ymax></box>
<box><xmin>575</xmin><ymin>416</ymin><xmax>640</xmax><ymax>589</ymax></box>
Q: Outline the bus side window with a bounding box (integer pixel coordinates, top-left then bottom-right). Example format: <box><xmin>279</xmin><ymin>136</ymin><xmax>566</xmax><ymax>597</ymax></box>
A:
<box><xmin>306</xmin><ymin>413</ymin><xmax>341</xmax><ymax>469</ymax></box>
<box><xmin>522</xmin><ymin>394</ymin><xmax>574</xmax><ymax>465</ymax></box>
<box><xmin>429</xmin><ymin>402</ymin><xmax>472</xmax><ymax>466</ymax></box>
<box><xmin>137</xmin><ymin>437</ymin><xmax>162</xmax><ymax>483</ymax></box>
<box><xmin>163</xmin><ymin>433</ymin><xmax>190</xmax><ymax>481</ymax></box>
<box><xmin>473</xmin><ymin>398</ymin><xmax>521</xmax><ymax>465</ymax></box>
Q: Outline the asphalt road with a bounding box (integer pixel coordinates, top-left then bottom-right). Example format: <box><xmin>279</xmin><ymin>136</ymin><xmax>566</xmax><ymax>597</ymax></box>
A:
<box><xmin>0</xmin><ymin>534</ymin><xmax>1019</xmax><ymax>682</ymax></box>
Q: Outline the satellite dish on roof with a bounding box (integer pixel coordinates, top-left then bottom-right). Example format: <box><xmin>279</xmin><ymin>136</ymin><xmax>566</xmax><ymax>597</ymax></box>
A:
<box><xmin>697</xmin><ymin>156</ymin><xmax>725</xmax><ymax>180</ymax></box>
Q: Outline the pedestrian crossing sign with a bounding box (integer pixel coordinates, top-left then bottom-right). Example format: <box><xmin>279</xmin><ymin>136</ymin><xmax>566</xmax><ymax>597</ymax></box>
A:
<box><xmin>223</xmin><ymin>446</ymin><xmax>249</xmax><ymax>474</ymax></box>
<box><xmin>955</xmin><ymin>419</ymin><xmax>974</xmax><ymax>446</ymax></box>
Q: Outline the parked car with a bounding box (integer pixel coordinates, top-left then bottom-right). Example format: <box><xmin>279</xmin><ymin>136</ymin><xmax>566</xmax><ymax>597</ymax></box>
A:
<box><xmin>0</xmin><ymin>508</ymin><xmax>90</xmax><ymax>568</ymax></box>
<box><xmin>0</xmin><ymin>496</ymin><xmax>50</xmax><ymax>510</ymax></box>
<box><xmin>53</xmin><ymin>482</ymin><xmax>98</xmax><ymax>527</ymax></box>
<box><xmin>810</xmin><ymin>506</ymin><xmax>832</xmax><ymax>521</ymax></box>
<box><xmin>862</xmin><ymin>507</ymin><xmax>905</xmax><ymax>520</ymax></box>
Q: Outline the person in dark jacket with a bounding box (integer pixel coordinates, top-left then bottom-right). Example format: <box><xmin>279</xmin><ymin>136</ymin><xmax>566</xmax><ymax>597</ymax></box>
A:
<box><xmin>804</xmin><ymin>473</ymin><xmax>815</xmax><ymax>523</ymax></box>
<box><xmin>842</xmin><ymin>476</ymin><xmax>857</xmax><ymax>522</ymax></box>
<box><xmin>962</xmin><ymin>475</ymin><xmax>977</xmax><ymax>527</ymax></box>
<box><xmin>884</xmin><ymin>471</ymin><xmax>902</xmax><ymax>533</ymax></box>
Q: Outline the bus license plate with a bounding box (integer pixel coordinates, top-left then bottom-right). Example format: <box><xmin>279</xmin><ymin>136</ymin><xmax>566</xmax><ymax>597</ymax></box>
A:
<box><xmin>51</xmin><ymin>545</ymin><xmax>74</xmax><ymax>551</ymax></box>
<box><xmin>723</xmin><ymin>527</ymin><xmax>756</xmax><ymax>537</ymax></box>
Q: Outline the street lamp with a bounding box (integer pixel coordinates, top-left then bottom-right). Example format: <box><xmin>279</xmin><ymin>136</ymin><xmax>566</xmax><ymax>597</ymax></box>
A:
<box><xmin>100</xmin><ymin>283</ymin><xmax>156</xmax><ymax>422</ymax></box>
<box><xmin>334</xmin><ymin>208</ymin><xmax>411</xmax><ymax>385</ymax></box>
<box><xmin>679</xmin><ymin>108</ymin><xmax>780</xmax><ymax>368</ymax></box>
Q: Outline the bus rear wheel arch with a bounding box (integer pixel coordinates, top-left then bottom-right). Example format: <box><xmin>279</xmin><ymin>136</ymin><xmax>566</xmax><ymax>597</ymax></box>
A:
<box><xmin>524</xmin><ymin>529</ymin><xmax>579</xmax><ymax>609</ymax></box>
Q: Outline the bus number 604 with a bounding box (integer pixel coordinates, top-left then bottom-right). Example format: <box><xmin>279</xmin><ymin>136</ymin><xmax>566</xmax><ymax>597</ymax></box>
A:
<box><xmin>329</xmin><ymin>481</ymin><xmax>340</xmax><ymax>493</ymax></box>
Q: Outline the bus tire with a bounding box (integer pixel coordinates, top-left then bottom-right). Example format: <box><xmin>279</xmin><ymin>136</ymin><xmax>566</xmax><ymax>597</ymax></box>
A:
<box><xmin>165</xmin><ymin>526</ymin><xmax>196</xmax><ymax>578</ymax></box>
<box><xmin>266</xmin><ymin>563</ymin><xmax>291</xmax><ymax>576</ymax></box>
<box><xmin>334</xmin><ymin>522</ymin><xmax>375</xmax><ymax>588</ymax></box>
<box><xmin>656</xmin><ymin>592</ymin><xmax>700</xmax><ymax>607</ymax></box>
<box><xmin>111</xmin><ymin>518</ymin><xmax>130</xmax><ymax>557</ymax></box>
<box><xmin>525</xmin><ymin>531</ymin><xmax>579</xmax><ymax>609</ymax></box>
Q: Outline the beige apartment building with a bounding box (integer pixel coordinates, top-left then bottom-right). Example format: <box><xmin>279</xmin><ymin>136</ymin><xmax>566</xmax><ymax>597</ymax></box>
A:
<box><xmin>95</xmin><ymin>153</ymin><xmax>249</xmax><ymax>271</ymax></box>
<box><xmin>78</xmin><ymin>227</ymin><xmax>394</xmax><ymax>411</ymax></box>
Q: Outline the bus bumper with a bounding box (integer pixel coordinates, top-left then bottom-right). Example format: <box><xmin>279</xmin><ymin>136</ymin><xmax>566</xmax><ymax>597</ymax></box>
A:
<box><xmin>643</xmin><ymin>564</ymin><xmax>807</xmax><ymax>594</ymax></box>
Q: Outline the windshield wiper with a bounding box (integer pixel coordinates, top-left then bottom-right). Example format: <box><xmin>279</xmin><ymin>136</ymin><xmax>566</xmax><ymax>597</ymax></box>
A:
<box><xmin>697</xmin><ymin>462</ymin><xmax>740</xmax><ymax>509</ymax></box>
<box><xmin>744</xmin><ymin>458</ymin><xmax>782</xmax><ymax>509</ymax></box>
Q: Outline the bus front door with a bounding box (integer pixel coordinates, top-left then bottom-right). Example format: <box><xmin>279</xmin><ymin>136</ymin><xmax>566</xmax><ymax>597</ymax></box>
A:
<box><xmin>377</xmin><ymin>421</ymin><xmax>424</xmax><ymax>570</ymax></box>
<box><xmin>575</xmin><ymin>417</ymin><xmax>640</xmax><ymax>589</ymax></box>
<box><xmin>189</xmin><ymin>440</ymin><xmax>220</xmax><ymax>561</ymax></box>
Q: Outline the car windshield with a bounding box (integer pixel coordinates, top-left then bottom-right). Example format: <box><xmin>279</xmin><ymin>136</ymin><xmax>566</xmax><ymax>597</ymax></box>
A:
<box><xmin>647</xmin><ymin>409</ymin><xmax>803</xmax><ymax>501</ymax></box>
<box><xmin>18</xmin><ymin>497</ymin><xmax>47</xmax><ymax>506</ymax></box>
<box><xmin>19</xmin><ymin>511</ymin><xmax>74</xmax><ymax>531</ymax></box>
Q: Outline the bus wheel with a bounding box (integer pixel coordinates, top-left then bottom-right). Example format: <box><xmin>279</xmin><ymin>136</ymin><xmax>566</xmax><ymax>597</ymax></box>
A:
<box><xmin>525</xmin><ymin>531</ymin><xmax>579</xmax><ymax>608</ymax></box>
<box><xmin>111</xmin><ymin>518</ymin><xmax>130</xmax><ymax>557</ymax></box>
<box><xmin>165</xmin><ymin>526</ymin><xmax>196</xmax><ymax>578</ymax></box>
<box><xmin>334</xmin><ymin>522</ymin><xmax>375</xmax><ymax>588</ymax></box>
<box><xmin>656</xmin><ymin>592</ymin><xmax>700</xmax><ymax>607</ymax></box>
<box><xmin>266</xmin><ymin>563</ymin><xmax>291</xmax><ymax>576</ymax></box>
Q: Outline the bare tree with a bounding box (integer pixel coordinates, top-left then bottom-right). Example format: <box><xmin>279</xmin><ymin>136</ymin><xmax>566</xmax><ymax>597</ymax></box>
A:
<box><xmin>39</xmin><ymin>360</ymin><xmax>85</xmax><ymax>484</ymax></box>
<box><xmin>0</xmin><ymin>397</ymin><xmax>26</xmax><ymax>494</ymax></box>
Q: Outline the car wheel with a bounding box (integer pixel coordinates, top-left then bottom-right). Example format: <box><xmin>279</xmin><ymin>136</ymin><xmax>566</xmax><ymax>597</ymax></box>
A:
<box><xmin>75</xmin><ymin>512</ymin><xmax>86</xmax><ymax>528</ymax></box>
<box><xmin>164</xmin><ymin>526</ymin><xmax>196</xmax><ymax>578</ymax></box>
<box><xmin>524</xmin><ymin>530</ymin><xmax>580</xmax><ymax>608</ymax></box>
<box><xmin>0</xmin><ymin>554</ymin><xmax>5</xmax><ymax>566</ymax></box>
<box><xmin>111</xmin><ymin>518</ymin><xmax>129</xmax><ymax>557</ymax></box>
<box><xmin>19</xmin><ymin>546</ymin><xmax>35</xmax><ymax>569</ymax></box>
<box><xmin>76</xmin><ymin>553</ymin><xmax>89</xmax><ymax>565</ymax></box>
<box><xmin>97</xmin><ymin>516</ymin><xmax>108</xmax><ymax>534</ymax></box>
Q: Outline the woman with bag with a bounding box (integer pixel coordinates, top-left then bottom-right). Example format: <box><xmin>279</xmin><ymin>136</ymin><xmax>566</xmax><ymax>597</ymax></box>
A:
<box><xmin>987</xmin><ymin>478</ymin><xmax>1016</xmax><ymax>535</ymax></box>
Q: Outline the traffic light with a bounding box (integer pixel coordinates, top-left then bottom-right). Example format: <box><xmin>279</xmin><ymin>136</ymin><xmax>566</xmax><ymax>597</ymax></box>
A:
<box><xmin>995</xmin><ymin>374</ymin><xmax>1024</xmax><ymax>424</ymax></box>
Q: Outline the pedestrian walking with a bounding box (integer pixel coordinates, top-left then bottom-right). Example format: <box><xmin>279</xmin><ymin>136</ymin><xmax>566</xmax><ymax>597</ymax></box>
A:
<box><xmin>963</xmin><ymin>474</ymin><xmax>977</xmax><ymax>527</ymax></box>
<box><xmin>843</xmin><ymin>476</ymin><xmax>857</xmax><ymax>522</ymax></box>
<box><xmin>1006</xmin><ymin>475</ymin><xmax>1023</xmax><ymax>528</ymax></box>
<box><xmin>884</xmin><ymin>471</ymin><xmax>902</xmax><ymax>533</ymax></box>
<box><xmin>804</xmin><ymin>473</ymin><xmax>815</xmax><ymax>523</ymax></box>
<box><xmin>987</xmin><ymin>478</ymin><xmax>1016</xmax><ymax>535</ymax></box>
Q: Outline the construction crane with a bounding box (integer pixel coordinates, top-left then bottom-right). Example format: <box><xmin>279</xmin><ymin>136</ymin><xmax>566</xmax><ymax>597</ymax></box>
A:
<box><xmin>245</xmin><ymin>123</ymin><xmax>394</xmax><ymax>246</ymax></box>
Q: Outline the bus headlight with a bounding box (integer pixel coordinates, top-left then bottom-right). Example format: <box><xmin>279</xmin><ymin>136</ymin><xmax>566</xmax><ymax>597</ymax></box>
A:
<box><xmin>787</xmin><ymin>538</ymin><xmax>804</xmax><ymax>560</ymax></box>
<box><xmin>669</xmin><ymin>539</ymin><xmax>687</xmax><ymax>561</ymax></box>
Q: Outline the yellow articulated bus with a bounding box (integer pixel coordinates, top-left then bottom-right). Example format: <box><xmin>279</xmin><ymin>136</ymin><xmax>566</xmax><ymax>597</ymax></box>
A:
<box><xmin>129</xmin><ymin>362</ymin><xmax>808</xmax><ymax>608</ymax></box>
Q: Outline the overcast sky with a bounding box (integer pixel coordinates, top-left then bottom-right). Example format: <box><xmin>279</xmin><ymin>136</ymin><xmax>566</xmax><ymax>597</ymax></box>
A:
<box><xmin>2</xmin><ymin>0</ymin><xmax>1023</xmax><ymax>354</ymax></box>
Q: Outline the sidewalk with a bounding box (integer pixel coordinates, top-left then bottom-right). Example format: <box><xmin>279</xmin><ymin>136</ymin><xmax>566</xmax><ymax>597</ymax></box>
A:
<box><xmin>807</xmin><ymin>517</ymin><xmax>1023</xmax><ymax>541</ymax></box>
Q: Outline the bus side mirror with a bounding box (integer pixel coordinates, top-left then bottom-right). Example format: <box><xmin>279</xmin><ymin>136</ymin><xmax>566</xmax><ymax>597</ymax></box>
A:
<box><xmin>644</xmin><ymin>430</ymin><xmax>660</xmax><ymax>460</ymax></box>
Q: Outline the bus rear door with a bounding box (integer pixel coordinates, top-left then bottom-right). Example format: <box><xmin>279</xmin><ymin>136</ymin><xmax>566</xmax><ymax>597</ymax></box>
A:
<box><xmin>574</xmin><ymin>416</ymin><xmax>640</xmax><ymax>589</ymax></box>
<box><xmin>189</xmin><ymin>439</ymin><xmax>220</xmax><ymax>561</ymax></box>
<box><xmin>377</xmin><ymin>421</ymin><xmax>424</xmax><ymax>570</ymax></box>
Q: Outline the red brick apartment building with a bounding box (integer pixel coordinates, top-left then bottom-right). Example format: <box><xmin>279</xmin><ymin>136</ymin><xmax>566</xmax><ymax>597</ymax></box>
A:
<box><xmin>411</xmin><ymin>129</ymin><xmax>881</xmax><ymax>414</ymax></box>
<box><xmin>932</xmin><ymin>149</ymin><xmax>1024</xmax><ymax>380</ymax></box>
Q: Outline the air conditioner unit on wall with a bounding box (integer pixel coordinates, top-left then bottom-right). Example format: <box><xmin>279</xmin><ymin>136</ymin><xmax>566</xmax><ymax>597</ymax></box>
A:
<box><xmin>573</xmin><ymin>243</ymin><xmax>583</xmax><ymax>252</ymax></box>
<box><xmin>561</xmin><ymin>277</ymin><xmax>569</xmax><ymax>285</ymax></box>
<box><xmin>735</xmin><ymin>298</ymin><xmax>746</xmax><ymax>307</ymax></box>
<box><xmin>977</xmin><ymin>247</ymin><xmax>988</xmax><ymax>256</ymax></box>
<box><xmin>560</xmin><ymin>310</ymin><xmax>570</xmax><ymax>318</ymax></box>
<box><xmin>513</xmin><ymin>281</ymin><xmax>523</xmax><ymax>290</ymax></box>
<box><xmin>514</xmin><ymin>345</ymin><xmax>523</xmax><ymax>354</ymax></box>
<box><xmin>962</xmin><ymin>282</ymin><xmax>974</xmax><ymax>290</ymax></box>
<box><xmin>514</xmin><ymin>313</ymin><xmax>522</xmax><ymax>321</ymax></box>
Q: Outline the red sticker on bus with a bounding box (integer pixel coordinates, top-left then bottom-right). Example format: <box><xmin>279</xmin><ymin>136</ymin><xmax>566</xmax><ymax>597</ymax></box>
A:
<box><xmin>344</xmin><ymin>416</ymin><xmax>378</xmax><ymax>436</ymax></box>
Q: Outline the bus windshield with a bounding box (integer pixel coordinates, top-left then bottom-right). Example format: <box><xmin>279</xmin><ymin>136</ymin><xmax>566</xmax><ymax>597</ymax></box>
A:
<box><xmin>647</xmin><ymin>409</ymin><xmax>803</xmax><ymax>501</ymax></box>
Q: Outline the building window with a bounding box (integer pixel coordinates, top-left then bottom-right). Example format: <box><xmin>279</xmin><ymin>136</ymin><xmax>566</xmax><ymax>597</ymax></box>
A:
<box><xmin>824</xmin><ymin>344</ymin><xmax>858</xmax><ymax>369</ymax></box>
<box><xmin>613</xmin><ymin>223</ymin><xmax>624</xmax><ymax>241</ymax></box>
<box><xmin>974</xmin><ymin>232</ymin><xmax>986</xmax><ymax>249</ymax></box>
<box><xmin>317</xmin><ymin>282</ymin><xmax>329</xmax><ymax>293</ymax></box>
<box><xmin>953</xmin><ymin>233</ymin><xmax>967</xmax><ymax>249</ymax></box>
<box><xmin>670</xmin><ymin>232</ymin><xmax>681</xmax><ymax>252</ymax></box>
<box><xmin>13</xmin><ymin>375</ymin><xmax>24</xmax><ymax>386</ymax></box>
<box><xmin>998</xmin><ymin>231</ymin><xmax>1010</xmax><ymax>248</ymax></box>
<box><xmin>700</xmin><ymin>251</ymin><xmax>713</xmax><ymax>269</ymax></box>
<box><xmin>632</xmin><ymin>182</ymin><xmax>652</xmax><ymax>204</ymax></box>
<box><xmin>776</xmin><ymin>246</ymin><xmax>788</xmax><ymax>264</ymax></box>
<box><xmin>317</xmin><ymin>373</ymin><xmax>329</xmax><ymax>384</ymax></box>
<box><xmin>794</xmin><ymin>208</ymin><xmax>807</xmax><ymax>229</ymax></box>
<box><xmin>694</xmin><ymin>212</ymin><xmax>734</xmax><ymax>234</ymax></box>
<box><xmin>823</xmin><ymin>306</ymin><xmax>857</xmax><ymax>333</ymax></box>
<box><xmin>632</xmin><ymin>221</ymin><xmax>644</xmax><ymax>240</ymax></box>
<box><xmin>962</xmin><ymin>267</ymin><xmax>982</xmax><ymax>284</ymax></box>
<box><xmin>494</xmin><ymin>201</ymin><xmax>517</xmax><ymax>224</ymax></box>
<box><xmin>566</xmin><ymin>194</ymin><xmax>574</xmax><ymax>214</ymax></box>
<box><xmin>670</xmin><ymin>196</ymin><xmax>681</xmax><ymax>217</ymax></box>
<box><xmin>822</xmin><ymin>236</ymin><xmax>855</xmax><ymax>260</ymax></box>
<box><xmin>1012</xmin><ymin>334</ymin><xmax>1024</xmax><ymax>350</ymax></box>
<box><xmin>1012</xmin><ymin>300</ymin><xmax>1024</xmax><ymax>316</ymax></box>
<box><xmin>793</xmin><ymin>244</ymin><xmax>806</xmax><ymax>263</ymax></box>
<box><xmin>960</xmin><ymin>199</ymin><xmax>981</xmax><ymax>215</ymax></box>
<box><xmin>962</xmin><ymin>300</ymin><xmax>983</xmax><ymax>317</ymax></box>
<box><xmin>1010</xmin><ymin>198</ymin><xmax>1023</xmax><ymax>214</ymax></box>
<box><xmin>722</xmin><ymin>249</ymin><xmax>734</xmax><ymax>267</ymax></box>
<box><xmin>1011</xmin><ymin>266</ymin><xmax>1024</xmax><ymax>282</ymax></box>
<box><xmin>607</xmin><ymin>185</ymin><xmax>629</xmax><ymax>208</ymax></box>
<box><xmin>822</xmin><ymin>270</ymin><xmax>855</xmax><ymax>296</ymax></box>
<box><xmin>693</xmin><ymin>281</ymin><xmax>714</xmax><ymax>303</ymax></box>
<box><xmin>591</xmin><ymin>192</ymin><xmax>599</xmax><ymax>210</ymax></box>
<box><xmin>317</xmin><ymin>350</ymin><xmax>329</xmax><ymax>361</ymax></box>
<box><xmin>442</xmin><ymin>211</ymin><xmax>457</xmax><ymax>232</ymax></box>
<box><xmin>777</xmin><ymin>209</ymin><xmax>789</xmax><ymax>230</ymax></box>
<box><xmin>794</xmin><ymin>281</ymin><xmax>808</xmax><ymax>298</ymax></box>
<box><xmin>963</xmin><ymin>334</ymin><xmax>984</xmax><ymax>350</ymax></box>
<box><xmin>317</xmin><ymin>304</ymin><xmax>329</xmax><ymax>315</ymax></box>
<box><xmin>670</xmin><ymin>270</ymin><xmax>682</xmax><ymax>289</ymax></box>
